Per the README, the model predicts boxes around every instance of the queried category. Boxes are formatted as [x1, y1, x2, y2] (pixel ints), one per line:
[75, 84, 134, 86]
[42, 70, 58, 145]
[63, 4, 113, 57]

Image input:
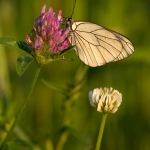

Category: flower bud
[89, 87, 122, 113]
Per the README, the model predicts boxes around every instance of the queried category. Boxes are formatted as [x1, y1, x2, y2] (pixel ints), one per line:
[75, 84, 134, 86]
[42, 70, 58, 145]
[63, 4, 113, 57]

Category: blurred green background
[0, 0, 150, 150]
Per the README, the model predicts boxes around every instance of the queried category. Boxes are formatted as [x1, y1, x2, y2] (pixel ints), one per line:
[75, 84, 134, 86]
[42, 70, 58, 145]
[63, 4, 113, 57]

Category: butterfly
[65, 1, 134, 67]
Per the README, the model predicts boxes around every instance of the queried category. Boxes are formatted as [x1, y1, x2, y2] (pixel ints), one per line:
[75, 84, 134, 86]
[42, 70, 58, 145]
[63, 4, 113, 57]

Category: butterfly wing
[68, 21, 134, 67]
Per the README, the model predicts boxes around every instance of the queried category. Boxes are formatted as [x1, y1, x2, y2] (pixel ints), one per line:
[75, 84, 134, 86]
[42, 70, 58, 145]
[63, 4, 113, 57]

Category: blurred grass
[0, 0, 150, 150]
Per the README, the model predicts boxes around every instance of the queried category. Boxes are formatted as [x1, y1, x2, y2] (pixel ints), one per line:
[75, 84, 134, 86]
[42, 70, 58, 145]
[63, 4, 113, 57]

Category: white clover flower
[89, 87, 122, 113]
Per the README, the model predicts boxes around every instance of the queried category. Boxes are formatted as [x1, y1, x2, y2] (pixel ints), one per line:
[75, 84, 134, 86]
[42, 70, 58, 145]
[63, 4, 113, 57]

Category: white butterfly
[65, 18, 134, 67]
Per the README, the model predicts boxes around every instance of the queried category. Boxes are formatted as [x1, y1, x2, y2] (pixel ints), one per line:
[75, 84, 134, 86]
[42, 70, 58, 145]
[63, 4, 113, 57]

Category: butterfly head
[66, 17, 73, 29]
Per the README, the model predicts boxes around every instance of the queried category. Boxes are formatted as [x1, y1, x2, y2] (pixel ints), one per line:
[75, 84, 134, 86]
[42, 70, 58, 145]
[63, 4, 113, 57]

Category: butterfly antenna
[70, 0, 76, 18]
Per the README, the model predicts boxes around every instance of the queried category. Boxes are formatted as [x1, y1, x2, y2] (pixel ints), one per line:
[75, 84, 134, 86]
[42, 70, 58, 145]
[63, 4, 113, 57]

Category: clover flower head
[89, 87, 122, 113]
[26, 4, 69, 65]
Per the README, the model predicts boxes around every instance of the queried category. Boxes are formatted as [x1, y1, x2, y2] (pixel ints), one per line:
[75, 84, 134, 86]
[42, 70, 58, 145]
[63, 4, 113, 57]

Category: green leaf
[16, 53, 33, 76]
[8, 140, 33, 150]
[0, 36, 19, 49]
[0, 36, 31, 54]
[62, 126, 90, 145]
[17, 41, 32, 54]
[14, 140, 33, 147]
[56, 57, 74, 62]
[41, 79, 67, 94]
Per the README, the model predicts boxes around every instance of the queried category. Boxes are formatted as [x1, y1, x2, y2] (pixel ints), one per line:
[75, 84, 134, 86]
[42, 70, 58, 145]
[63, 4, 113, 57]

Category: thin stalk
[55, 65, 88, 150]
[55, 131, 69, 150]
[0, 66, 41, 150]
[95, 113, 107, 150]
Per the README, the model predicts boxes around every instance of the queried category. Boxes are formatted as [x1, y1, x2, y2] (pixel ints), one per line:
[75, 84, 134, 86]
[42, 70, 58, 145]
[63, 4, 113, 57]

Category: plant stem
[95, 113, 107, 150]
[55, 65, 89, 150]
[0, 66, 41, 150]
[55, 130, 69, 150]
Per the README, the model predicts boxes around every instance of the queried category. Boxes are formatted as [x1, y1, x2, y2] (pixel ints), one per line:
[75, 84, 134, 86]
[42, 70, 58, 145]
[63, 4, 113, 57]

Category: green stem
[55, 65, 88, 150]
[95, 113, 107, 150]
[0, 66, 41, 150]
[55, 131, 69, 150]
